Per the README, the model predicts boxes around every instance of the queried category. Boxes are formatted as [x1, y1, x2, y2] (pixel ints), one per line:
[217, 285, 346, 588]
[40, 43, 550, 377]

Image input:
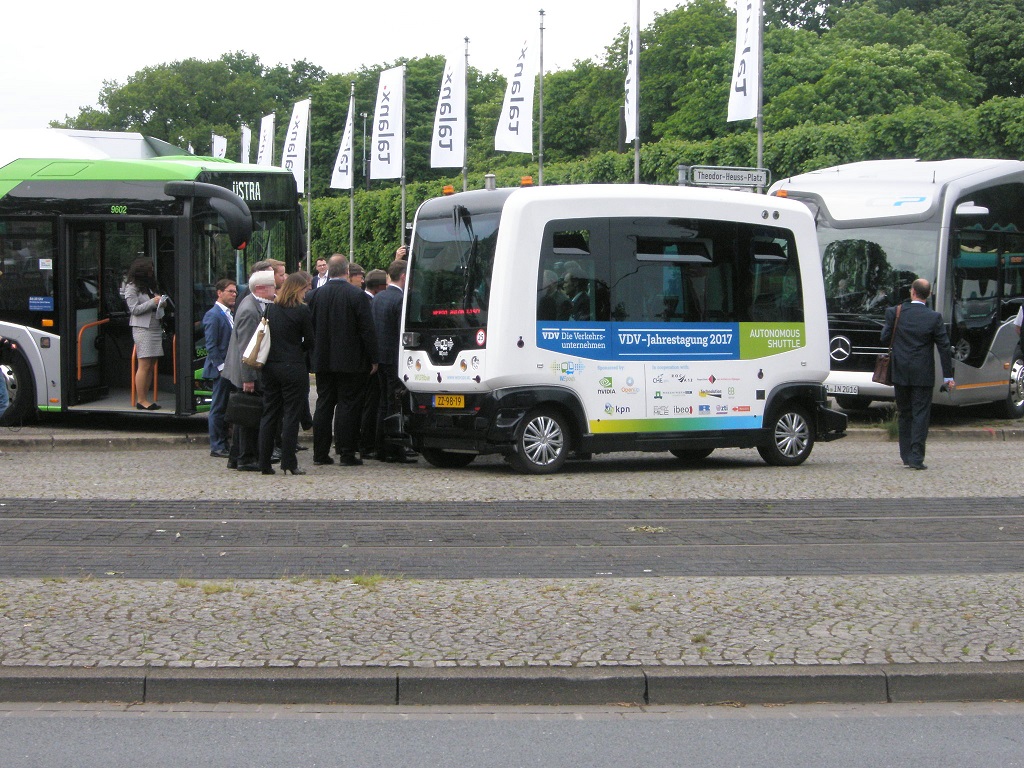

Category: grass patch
[352, 574, 387, 590]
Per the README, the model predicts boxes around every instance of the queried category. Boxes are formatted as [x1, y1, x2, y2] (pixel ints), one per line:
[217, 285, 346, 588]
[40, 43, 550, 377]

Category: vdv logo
[618, 332, 642, 344]
[541, 330, 560, 340]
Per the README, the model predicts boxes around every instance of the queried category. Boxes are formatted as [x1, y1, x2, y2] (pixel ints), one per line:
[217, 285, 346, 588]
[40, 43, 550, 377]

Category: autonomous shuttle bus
[398, 184, 847, 474]
[770, 159, 1024, 416]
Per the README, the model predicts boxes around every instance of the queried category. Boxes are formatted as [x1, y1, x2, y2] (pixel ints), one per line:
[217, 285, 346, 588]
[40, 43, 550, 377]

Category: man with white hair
[223, 269, 277, 471]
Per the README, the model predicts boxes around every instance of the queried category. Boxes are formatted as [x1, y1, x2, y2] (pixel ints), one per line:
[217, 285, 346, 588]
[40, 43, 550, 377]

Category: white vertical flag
[727, 0, 762, 122]
[187, 142, 194, 154]
[212, 134, 227, 158]
[495, 40, 537, 154]
[282, 99, 311, 191]
[330, 92, 356, 190]
[370, 66, 405, 180]
[624, 18, 640, 143]
[256, 113, 275, 166]
[431, 54, 466, 168]
[240, 125, 252, 163]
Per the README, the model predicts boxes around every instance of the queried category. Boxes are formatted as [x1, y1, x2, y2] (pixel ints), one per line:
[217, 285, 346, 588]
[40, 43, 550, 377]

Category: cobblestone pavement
[1, 574, 1022, 669]
[1, 426, 1023, 704]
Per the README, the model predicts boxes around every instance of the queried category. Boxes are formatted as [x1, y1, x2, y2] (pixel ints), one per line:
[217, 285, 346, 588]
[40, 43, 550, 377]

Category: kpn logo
[605, 402, 631, 416]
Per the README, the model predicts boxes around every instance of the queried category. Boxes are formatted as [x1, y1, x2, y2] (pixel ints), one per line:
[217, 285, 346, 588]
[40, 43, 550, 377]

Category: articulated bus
[0, 129, 304, 425]
[770, 159, 1024, 417]
[398, 184, 847, 474]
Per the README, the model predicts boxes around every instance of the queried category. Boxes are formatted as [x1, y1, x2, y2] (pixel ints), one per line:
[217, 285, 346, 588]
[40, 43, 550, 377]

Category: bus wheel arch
[0, 345, 36, 426]
[757, 398, 814, 466]
[509, 405, 572, 475]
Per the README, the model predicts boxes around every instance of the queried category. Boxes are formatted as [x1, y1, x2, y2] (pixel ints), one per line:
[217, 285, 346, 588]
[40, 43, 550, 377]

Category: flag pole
[401, 65, 407, 246]
[306, 101, 312, 272]
[538, 9, 545, 186]
[756, 0, 764, 172]
[463, 37, 470, 192]
[349, 82, 356, 259]
[633, 0, 641, 184]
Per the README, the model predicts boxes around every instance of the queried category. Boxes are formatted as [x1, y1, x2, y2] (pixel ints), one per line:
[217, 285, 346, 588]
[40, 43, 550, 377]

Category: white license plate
[826, 384, 859, 395]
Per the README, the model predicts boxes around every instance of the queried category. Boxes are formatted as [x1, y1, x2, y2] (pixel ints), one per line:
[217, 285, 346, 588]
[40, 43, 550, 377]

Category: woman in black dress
[257, 272, 314, 475]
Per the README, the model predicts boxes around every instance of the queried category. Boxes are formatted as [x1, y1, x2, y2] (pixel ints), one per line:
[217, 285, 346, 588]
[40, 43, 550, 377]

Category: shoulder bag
[872, 303, 901, 386]
[241, 305, 271, 369]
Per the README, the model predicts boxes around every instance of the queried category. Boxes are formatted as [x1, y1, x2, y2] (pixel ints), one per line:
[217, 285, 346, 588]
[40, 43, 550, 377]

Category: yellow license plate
[433, 394, 465, 409]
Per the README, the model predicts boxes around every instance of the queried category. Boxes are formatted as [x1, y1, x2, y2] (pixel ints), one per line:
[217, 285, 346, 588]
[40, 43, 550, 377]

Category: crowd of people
[203, 248, 413, 475]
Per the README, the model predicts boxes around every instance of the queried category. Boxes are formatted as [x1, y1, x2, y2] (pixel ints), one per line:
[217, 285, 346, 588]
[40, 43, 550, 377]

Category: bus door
[949, 228, 1024, 394]
[65, 219, 177, 412]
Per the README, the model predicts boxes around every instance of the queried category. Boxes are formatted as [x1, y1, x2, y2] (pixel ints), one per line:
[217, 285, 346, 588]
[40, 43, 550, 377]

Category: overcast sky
[1, 1, 672, 131]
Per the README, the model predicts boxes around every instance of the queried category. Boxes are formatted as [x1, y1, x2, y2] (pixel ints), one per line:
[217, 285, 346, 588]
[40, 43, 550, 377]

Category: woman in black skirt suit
[256, 272, 314, 475]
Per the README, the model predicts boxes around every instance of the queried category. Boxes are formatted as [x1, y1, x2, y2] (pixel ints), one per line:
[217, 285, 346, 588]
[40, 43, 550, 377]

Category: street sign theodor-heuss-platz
[687, 165, 771, 189]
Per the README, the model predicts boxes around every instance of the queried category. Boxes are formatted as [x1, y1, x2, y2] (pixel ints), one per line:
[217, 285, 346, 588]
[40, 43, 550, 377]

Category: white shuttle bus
[398, 184, 847, 474]
[770, 159, 1024, 416]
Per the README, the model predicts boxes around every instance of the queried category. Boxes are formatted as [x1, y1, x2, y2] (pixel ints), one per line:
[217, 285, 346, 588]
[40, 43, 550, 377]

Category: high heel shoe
[282, 467, 306, 476]
[261, 468, 276, 475]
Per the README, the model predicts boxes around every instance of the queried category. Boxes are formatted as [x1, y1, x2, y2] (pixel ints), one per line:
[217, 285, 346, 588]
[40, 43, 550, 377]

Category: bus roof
[0, 128, 192, 167]
[770, 158, 1024, 225]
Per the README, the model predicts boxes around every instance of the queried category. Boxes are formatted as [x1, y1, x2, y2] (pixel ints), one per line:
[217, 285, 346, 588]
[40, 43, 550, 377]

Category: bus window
[0, 222, 56, 318]
[538, 224, 609, 323]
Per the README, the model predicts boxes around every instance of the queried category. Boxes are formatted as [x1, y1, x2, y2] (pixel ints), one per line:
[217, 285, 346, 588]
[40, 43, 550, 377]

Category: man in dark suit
[202, 279, 237, 457]
[881, 278, 956, 470]
[372, 259, 416, 463]
[308, 254, 378, 466]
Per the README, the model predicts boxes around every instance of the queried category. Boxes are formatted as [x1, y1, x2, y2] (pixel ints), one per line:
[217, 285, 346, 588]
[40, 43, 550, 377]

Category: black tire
[834, 395, 873, 411]
[995, 354, 1024, 419]
[757, 403, 814, 466]
[669, 448, 714, 463]
[420, 448, 477, 469]
[0, 349, 35, 426]
[509, 407, 569, 475]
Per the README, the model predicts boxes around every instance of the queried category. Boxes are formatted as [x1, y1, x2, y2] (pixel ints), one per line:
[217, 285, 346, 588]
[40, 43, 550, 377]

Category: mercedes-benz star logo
[829, 335, 852, 362]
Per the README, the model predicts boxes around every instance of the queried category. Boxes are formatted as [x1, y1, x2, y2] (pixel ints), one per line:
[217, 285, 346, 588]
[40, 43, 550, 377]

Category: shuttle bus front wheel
[510, 407, 569, 475]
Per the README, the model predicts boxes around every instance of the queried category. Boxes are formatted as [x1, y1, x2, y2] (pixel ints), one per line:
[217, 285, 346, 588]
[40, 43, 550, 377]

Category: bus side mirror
[163, 181, 254, 250]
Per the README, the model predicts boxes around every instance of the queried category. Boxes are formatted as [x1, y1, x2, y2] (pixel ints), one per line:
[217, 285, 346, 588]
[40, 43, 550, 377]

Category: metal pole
[400, 65, 407, 244]
[633, 0, 641, 185]
[463, 37, 470, 192]
[305, 101, 312, 272]
[756, 0, 764, 172]
[360, 112, 368, 192]
[538, 9, 545, 186]
[349, 82, 355, 260]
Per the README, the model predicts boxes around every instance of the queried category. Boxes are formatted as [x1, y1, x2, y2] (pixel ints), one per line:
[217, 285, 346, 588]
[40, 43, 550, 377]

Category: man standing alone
[880, 278, 955, 470]
[308, 254, 378, 466]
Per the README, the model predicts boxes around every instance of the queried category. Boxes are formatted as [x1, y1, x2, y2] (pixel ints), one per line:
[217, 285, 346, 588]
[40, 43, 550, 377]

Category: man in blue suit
[202, 279, 237, 457]
[881, 278, 955, 470]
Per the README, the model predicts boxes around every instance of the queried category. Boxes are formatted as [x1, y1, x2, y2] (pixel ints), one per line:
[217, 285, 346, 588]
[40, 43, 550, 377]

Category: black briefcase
[225, 390, 263, 429]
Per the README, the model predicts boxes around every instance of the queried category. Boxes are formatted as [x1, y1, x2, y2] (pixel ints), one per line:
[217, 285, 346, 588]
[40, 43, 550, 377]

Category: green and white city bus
[0, 129, 304, 425]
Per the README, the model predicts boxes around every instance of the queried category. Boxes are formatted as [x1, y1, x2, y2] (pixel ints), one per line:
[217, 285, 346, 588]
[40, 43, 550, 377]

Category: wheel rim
[522, 415, 564, 466]
[775, 411, 810, 459]
[0, 363, 17, 408]
[1010, 359, 1024, 410]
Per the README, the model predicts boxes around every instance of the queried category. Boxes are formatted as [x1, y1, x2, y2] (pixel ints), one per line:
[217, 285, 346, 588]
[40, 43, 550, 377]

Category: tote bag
[241, 313, 271, 369]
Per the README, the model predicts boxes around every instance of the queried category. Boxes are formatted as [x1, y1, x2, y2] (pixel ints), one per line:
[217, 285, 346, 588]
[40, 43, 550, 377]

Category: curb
[1, 429, 1022, 452]
[2, 662, 1023, 706]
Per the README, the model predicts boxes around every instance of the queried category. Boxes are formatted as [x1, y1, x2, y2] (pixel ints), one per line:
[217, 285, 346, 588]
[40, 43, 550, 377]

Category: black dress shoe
[226, 461, 238, 470]
[380, 454, 417, 464]
[296, 445, 309, 451]
[261, 467, 276, 475]
[339, 454, 363, 466]
[909, 463, 928, 470]
[210, 449, 231, 458]
[236, 463, 260, 472]
[313, 456, 335, 466]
